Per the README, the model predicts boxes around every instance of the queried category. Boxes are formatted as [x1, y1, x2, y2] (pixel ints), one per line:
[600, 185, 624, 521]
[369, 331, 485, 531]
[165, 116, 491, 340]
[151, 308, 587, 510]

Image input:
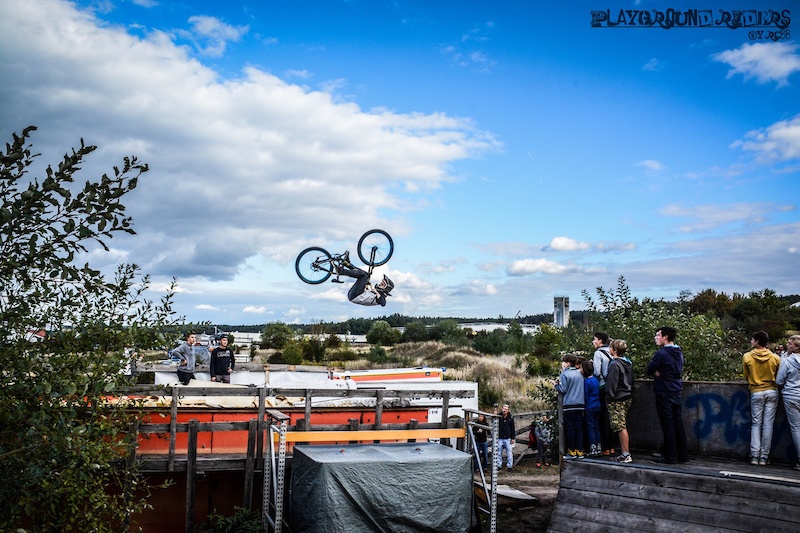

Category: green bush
[367, 344, 389, 363]
[194, 507, 263, 533]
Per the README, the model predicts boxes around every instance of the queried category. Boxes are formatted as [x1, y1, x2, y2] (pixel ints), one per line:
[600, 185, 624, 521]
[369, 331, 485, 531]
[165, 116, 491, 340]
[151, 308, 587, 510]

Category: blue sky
[1, 0, 798, 325]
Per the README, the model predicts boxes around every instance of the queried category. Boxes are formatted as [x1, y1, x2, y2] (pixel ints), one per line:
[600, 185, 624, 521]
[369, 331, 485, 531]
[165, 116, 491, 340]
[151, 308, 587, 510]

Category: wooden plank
[168, 388, 178, 472]
[242, 420, 256, 510]
[563, 461, 800, 507]
[553, 485, 799, 533]
[139, 420, 462, 434]
[559, 469, 800, 523]
[270, 427, 465, 442]
[548, 502, 721, 533]
[185, 419, 198, 533]
[122, 385, 474, 398]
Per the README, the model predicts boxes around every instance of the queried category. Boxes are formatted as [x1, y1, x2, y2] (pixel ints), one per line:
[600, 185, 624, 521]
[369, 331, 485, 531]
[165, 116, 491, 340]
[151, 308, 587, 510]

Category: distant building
[554, 296, 569, 328]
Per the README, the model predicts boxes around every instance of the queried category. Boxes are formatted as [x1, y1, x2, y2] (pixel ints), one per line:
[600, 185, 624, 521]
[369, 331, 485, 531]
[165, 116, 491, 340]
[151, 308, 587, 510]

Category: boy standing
[592, 332, 615, 455]
[647, 326, 688, 464]
[173, 332, 198, 385]
[555, 354, 585, 458]
[210, 335, 235, 383]
[606, 339, 634, 463]
[743, 330, 781, 465]
[496, 404, 516, 471]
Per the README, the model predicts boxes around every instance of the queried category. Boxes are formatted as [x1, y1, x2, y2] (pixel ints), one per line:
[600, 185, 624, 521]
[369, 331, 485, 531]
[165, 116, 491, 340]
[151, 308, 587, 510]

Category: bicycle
[295, 229, 394, 285]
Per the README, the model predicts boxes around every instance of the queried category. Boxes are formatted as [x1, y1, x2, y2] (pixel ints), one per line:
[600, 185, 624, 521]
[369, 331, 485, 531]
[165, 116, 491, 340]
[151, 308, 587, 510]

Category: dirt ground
[475, 456, 560, 532]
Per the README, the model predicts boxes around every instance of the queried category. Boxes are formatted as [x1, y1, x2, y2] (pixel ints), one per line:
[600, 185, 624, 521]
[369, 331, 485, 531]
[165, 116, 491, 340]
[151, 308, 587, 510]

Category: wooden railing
[120, 384, 473, 533]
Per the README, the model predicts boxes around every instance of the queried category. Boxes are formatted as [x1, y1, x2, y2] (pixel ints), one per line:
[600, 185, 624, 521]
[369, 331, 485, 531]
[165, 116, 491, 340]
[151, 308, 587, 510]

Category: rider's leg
[341, 267, 370, 300]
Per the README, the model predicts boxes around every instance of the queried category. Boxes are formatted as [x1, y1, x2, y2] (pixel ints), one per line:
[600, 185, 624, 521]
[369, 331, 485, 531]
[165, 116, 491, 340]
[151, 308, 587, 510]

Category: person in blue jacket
[582, 360, 601, 457]
[555, 354, 586, 458]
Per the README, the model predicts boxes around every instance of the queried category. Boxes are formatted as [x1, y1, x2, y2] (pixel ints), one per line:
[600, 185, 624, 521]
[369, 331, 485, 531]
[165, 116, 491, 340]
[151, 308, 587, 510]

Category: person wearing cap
[335, 254, 394, 306]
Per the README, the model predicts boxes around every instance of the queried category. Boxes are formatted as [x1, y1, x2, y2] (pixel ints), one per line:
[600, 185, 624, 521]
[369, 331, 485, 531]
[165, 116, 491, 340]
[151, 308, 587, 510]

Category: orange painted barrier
[136, 407, 432, 455]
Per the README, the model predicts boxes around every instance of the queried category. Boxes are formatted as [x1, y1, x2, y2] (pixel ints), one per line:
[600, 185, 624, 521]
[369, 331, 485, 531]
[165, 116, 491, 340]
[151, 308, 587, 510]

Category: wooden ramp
[549, 457, 800, 533]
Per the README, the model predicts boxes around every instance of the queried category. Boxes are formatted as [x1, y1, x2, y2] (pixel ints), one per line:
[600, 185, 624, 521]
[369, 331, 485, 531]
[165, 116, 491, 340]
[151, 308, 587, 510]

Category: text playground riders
[591, 8, 790, 30]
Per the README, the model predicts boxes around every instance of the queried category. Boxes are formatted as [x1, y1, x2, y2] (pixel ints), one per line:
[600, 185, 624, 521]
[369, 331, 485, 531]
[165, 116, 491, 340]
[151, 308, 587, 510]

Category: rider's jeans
[340, 267, 370, 300]
[749, 389, 778, 460]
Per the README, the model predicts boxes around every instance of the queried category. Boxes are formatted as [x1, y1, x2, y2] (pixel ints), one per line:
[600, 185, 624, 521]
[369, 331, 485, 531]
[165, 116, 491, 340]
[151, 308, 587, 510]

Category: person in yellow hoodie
[743, 330, 781, 466]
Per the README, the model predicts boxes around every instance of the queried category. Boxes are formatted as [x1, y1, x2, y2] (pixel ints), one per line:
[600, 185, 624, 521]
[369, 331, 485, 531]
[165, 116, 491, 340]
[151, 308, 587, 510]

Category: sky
[1, 0, 798, 326]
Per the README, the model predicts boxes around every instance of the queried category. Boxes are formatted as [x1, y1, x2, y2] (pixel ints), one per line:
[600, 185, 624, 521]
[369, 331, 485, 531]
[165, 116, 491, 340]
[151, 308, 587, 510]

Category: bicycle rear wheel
[295, 247, 333, 284]
[357, 229, 394, 266]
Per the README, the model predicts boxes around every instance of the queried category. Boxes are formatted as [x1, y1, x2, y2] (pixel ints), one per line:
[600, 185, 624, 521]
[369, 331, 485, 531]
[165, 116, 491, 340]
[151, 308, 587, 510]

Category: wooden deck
[549, 455, 800, 533]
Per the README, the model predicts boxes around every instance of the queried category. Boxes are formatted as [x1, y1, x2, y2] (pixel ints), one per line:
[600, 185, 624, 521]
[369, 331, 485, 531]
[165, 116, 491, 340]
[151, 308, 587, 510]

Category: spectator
[647, 326, 688, 465]
[534, 415, 554, 467]
[743, 330, 781, 466]
[607, 339, 634, 463]
[473, 413, 489, 472]
[495, 404, 516, 472]
[210, 335, 235, 383]
[592, 332, 615, 456]
[173, 332, 198, 386]
[777, 335, 800, 471]
[581, 360, 601, 456]
[555, 354, 585, 459]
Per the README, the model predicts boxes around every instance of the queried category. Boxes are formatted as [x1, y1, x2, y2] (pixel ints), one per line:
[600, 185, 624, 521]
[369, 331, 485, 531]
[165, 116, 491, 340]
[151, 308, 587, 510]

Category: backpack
[528, 423, 538, 448]
[597, 348, 612, 379]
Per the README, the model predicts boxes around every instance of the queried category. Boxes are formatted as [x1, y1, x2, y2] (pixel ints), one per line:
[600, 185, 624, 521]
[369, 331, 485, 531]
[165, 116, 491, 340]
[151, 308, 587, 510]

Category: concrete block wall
[628, 381, 796, 464]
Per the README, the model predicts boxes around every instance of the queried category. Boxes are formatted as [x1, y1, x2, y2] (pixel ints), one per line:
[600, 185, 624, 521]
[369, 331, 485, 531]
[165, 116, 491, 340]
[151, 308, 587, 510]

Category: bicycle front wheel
[357, 229, 394, 266]
[295, 247, 333, 284]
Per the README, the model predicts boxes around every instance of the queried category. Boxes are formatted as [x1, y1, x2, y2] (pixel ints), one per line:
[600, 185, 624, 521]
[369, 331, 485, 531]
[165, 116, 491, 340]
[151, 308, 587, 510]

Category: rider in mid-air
[335, 252, 394, 307]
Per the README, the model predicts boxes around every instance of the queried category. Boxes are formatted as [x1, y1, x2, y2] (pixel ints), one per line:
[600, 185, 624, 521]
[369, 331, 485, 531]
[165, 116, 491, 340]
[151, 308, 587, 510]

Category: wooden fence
[121, 385, 474, 533]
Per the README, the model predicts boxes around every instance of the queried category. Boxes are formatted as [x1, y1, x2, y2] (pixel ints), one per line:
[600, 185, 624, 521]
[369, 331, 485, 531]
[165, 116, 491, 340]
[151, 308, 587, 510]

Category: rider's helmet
[377, 275, 394, 296]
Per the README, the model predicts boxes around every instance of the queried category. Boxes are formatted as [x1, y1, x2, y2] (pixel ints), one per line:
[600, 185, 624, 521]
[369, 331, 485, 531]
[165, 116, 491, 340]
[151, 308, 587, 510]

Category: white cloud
[243, 306, 267, 313]
[548, 237, 590, 252]
[643, 58, 663, 72]
[196, 304, 220, 311]
[179, 15, 249, 57]
[449, 280, 498, 297]
[711, 42, 800, 87]
[659, 202, 776, 232]
[637, 159, 666, 173]
[731, 114, 800, 164]
[507, 258, 571, 276]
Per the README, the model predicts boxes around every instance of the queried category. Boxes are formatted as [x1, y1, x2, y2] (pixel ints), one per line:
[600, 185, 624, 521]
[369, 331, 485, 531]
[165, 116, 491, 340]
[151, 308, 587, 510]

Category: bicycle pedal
[331, 278, 344, 284]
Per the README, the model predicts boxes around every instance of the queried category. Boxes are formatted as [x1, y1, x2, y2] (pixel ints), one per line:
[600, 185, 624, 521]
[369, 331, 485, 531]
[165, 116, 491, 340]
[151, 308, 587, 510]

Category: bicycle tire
[295, 247, 334, 284]
[357, 229, 394, 267]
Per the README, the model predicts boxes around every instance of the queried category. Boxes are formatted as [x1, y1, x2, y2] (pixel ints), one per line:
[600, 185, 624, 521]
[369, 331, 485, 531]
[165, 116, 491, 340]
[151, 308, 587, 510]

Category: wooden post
[304, 389, 313, 430]
[374, 390, 384, 443]
[257, 387, 266, 467]
[169, 387, 178, 472]
[348, 418, 359, 444]
[409, 419, 418, 443]
[122, 419, 139, 533]
[441, 391, 451, 446]
[243, 419, 257, 510]
[185, 419, 199, 533]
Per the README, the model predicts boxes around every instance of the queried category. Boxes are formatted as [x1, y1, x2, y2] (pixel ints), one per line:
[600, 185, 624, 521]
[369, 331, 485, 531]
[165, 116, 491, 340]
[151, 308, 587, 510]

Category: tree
[0, 127, 178, 531]
[429, 319, 464, 345]
[401, 321, 429, 343]
[261, 321, 294, 349]
[582, 277, 731, 381]
[366, 320, 401, 346]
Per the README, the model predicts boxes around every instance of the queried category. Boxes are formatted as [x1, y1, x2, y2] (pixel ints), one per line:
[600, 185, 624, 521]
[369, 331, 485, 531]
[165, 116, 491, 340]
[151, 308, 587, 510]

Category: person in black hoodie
[647, 326, 688, 464]
[606, 339, 634, 463]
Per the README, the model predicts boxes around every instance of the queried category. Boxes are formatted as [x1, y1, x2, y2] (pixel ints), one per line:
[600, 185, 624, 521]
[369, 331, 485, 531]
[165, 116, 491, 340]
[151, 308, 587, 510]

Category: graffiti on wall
[685, 389, 790, 452]
[685, 390, 750, 445]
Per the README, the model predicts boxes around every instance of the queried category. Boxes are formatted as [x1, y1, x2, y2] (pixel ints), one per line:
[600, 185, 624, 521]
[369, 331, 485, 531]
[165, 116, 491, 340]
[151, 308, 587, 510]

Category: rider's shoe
[341, 251, 353, 268]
